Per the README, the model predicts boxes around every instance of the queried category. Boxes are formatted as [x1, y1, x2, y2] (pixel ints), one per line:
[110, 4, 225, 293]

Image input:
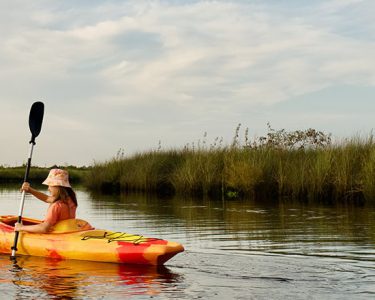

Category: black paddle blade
[29, 101, 44, 144]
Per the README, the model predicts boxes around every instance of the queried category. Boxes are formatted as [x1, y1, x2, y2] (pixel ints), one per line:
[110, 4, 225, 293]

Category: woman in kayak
[14, 168, 77, 233]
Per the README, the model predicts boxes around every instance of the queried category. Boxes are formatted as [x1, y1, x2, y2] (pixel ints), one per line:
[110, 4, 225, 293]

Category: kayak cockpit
[0, 215, 41, 226]
[0, 215, 94, 233]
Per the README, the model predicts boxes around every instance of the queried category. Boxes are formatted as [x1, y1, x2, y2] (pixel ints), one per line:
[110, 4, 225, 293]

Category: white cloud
[87, 1, 375, 110]
[1, 0, 375, 165]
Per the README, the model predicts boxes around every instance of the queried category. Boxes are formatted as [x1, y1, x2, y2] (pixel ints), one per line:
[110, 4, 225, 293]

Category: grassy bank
[0, 166, 89, 184]
[84, 125, 375, 202]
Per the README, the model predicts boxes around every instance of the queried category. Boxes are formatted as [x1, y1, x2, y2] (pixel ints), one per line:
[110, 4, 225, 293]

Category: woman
[14, 168, 77, 233]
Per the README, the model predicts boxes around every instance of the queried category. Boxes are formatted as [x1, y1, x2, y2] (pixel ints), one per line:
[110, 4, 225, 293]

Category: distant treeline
[84, 124, 375, 203]
[0, 165, 89, 184]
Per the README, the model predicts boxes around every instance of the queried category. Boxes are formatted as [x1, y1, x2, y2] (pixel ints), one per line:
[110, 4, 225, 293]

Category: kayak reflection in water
[14, 168, 78, 233]
[2, 255, 179, 298]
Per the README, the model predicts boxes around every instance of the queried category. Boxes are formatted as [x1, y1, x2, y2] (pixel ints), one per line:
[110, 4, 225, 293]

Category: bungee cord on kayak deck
[80, 231, 162, 244]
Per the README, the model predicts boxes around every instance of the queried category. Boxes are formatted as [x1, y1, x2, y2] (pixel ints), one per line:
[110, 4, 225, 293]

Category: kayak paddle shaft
[10, 101, 44, 259]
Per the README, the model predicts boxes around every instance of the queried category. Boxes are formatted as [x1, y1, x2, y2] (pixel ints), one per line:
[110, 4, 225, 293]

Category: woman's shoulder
[49, 200, 64, 207]
[67, 197, 77, 207]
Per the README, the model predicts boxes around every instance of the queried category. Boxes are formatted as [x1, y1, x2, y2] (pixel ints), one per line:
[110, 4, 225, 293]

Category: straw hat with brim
[42, 169, 71, 188]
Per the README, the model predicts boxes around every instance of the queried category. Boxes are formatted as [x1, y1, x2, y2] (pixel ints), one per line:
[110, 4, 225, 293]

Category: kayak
[0, 215, 184, 265]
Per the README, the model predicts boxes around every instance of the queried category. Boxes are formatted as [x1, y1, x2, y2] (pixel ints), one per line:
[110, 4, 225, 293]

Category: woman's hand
[14, 223, 23, 232]
[20, 182, 31, 193]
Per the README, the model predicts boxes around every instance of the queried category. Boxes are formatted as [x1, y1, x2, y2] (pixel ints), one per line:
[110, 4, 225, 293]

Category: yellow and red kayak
[0, 215, 184, 265]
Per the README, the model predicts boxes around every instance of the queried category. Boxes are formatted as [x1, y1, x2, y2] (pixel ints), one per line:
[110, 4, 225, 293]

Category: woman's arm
[21, 183, 55, 203]
[14, 221, 52, 233]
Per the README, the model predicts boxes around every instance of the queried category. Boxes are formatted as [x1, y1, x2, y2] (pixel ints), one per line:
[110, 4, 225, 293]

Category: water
[0, 185, 374, 299]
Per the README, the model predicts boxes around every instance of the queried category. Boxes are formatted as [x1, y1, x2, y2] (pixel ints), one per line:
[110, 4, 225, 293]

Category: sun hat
[42, 169, 71, 188]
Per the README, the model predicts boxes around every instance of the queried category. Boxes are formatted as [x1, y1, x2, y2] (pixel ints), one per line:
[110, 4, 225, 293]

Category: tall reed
[84, 126, 375, 202]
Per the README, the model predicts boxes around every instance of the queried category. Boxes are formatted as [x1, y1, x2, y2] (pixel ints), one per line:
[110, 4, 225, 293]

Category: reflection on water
[87, 191, 375, 261]
[1, 255, 180, 299]
[1, 184, 375, 299]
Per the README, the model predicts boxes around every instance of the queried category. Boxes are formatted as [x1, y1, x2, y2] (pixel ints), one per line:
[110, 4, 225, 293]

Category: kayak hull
[0, 215, 184, 265]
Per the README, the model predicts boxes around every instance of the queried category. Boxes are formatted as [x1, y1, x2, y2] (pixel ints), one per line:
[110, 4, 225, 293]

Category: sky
[1, 0, 375, 167]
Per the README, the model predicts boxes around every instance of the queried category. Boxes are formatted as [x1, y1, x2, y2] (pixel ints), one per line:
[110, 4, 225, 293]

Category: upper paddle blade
[29, 101, 44, 143]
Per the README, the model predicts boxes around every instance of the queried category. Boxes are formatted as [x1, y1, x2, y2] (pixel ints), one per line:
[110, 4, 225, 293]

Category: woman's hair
[54, 186, 78, 206]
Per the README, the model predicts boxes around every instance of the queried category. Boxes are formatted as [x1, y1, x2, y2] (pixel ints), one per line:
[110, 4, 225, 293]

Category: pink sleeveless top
[44, 198, 77, 226]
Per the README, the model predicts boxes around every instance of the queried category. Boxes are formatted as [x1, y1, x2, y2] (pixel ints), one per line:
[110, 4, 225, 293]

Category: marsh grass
[85, 125, 375, 202]
[0, 166, 88, 184]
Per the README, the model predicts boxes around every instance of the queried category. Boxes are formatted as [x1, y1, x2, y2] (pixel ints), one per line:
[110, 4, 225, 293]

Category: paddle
[11, 101, 44, 259]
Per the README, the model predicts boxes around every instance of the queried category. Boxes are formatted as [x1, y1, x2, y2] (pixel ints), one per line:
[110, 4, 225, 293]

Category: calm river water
[0, 184, 374, 299]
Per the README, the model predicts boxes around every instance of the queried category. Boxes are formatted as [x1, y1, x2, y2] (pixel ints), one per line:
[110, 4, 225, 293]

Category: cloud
[85, 1, 375, 111]
[2, 1, 374, 109]
[1, 0, 374, 165]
